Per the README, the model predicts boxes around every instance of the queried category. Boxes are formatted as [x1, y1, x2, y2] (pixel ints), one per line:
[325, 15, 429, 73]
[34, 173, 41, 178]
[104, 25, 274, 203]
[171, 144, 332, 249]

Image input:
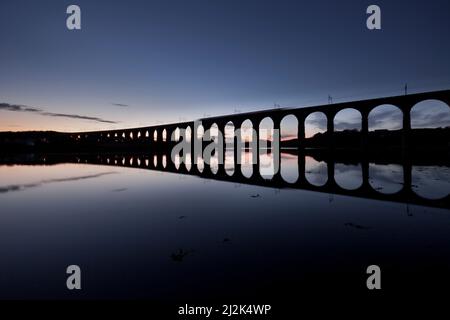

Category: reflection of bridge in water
[6, 151, 448, 210]
[31, 90, 450, 210]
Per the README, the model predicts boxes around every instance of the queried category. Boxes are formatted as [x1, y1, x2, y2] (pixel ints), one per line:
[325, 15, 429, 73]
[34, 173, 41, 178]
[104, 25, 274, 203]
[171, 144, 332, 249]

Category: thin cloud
[111, 103, 129, 107]
[305, 114, 327, 130]
[0, 103, 41, 113]
[41, 112, 117, 124]
[411, 110, 450, 128]
[368, 108, 402, 130]
[0, 172, 117, 194]
[0, 102, 118, 124]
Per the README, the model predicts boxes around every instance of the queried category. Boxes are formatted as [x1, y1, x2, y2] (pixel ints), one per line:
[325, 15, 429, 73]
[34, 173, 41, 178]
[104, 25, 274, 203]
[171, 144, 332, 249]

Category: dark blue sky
[0, 0, 449, 131]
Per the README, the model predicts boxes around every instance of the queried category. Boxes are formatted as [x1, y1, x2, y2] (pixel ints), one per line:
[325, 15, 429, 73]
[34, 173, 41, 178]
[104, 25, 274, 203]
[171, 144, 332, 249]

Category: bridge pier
[402, 160, 413, 197]
[217, 123, 226, 176]
[192, 121, 202, 172]
[233, 135, 239, 170]
[252, 122, 259, 174]
[326, 159, 336, 190]
[296, 152, 306, 186]
[326, 111, 335, 149]
[297, 115, 306, 149]
[402, 105, 412, 152]
[361, 110, 369, 149]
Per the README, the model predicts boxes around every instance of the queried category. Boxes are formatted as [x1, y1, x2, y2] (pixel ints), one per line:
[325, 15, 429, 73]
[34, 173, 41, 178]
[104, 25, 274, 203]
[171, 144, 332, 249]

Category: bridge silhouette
[13, 89, 445, 209]
[70, 89, 450, 153]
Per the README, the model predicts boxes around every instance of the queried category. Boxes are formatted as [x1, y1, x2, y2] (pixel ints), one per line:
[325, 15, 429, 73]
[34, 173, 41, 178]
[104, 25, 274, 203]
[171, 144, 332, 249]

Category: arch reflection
[4, 152, 449, 209]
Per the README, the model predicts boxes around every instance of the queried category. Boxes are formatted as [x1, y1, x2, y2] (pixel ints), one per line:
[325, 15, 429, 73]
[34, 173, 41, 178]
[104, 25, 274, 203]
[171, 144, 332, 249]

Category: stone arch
[210, 123, 219, 141]
[174, 127, 181, 142]
[333, 108, 362, 148]
[184, 126, 192, 172]
[411, 99, 450, 129]
[240, 119, 254, 178]
[259, 117, 274, 143]
[335, 163, 363, 190]
[304, 112, 327, 148]
[305, 156, 328, 186]
[259, 117, 275, 179]
[224, 121, 235, 176]
[334, 108, 362, 132]
[368, 104, 403, 131]
[369, 163, 403, 194]
[174, 152, 181, 170]
[280, 114, 299, 183]
[305, 112, 327, 138]
[412, 165, 450, 200]
[185, 126, 192, 143]
[368, 104, 403, 148]
[280, 114, 298, 146]
[197, 124, 205, 140]
[241, 119, 254, 144]
[225, 121, 235, 146]
[280, 153, 298, 183]
[197, 155, 205, 173]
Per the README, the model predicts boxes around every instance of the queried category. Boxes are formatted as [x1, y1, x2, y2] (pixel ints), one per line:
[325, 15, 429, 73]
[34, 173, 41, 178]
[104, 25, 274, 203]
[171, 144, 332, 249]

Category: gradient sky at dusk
[1, 0, 450, 133]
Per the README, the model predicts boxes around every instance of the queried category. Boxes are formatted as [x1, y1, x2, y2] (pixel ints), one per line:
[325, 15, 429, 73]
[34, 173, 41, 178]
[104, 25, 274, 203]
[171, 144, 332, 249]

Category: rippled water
[0, 152, 449, 300]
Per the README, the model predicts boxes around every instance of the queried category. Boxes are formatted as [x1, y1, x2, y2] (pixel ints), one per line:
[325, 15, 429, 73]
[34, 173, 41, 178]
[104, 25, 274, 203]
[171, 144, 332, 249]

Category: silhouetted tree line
[0, 127, 449, 153]
[281, 128, 450, 150]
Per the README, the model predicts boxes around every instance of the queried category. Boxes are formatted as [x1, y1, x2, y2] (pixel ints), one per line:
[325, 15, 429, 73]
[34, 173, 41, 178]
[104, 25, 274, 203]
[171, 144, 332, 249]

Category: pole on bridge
[297, 116, 305, 150]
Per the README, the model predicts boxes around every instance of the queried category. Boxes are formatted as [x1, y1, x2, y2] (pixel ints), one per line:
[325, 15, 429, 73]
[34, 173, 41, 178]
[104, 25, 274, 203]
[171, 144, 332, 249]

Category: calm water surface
[1, 153, 450, 300]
